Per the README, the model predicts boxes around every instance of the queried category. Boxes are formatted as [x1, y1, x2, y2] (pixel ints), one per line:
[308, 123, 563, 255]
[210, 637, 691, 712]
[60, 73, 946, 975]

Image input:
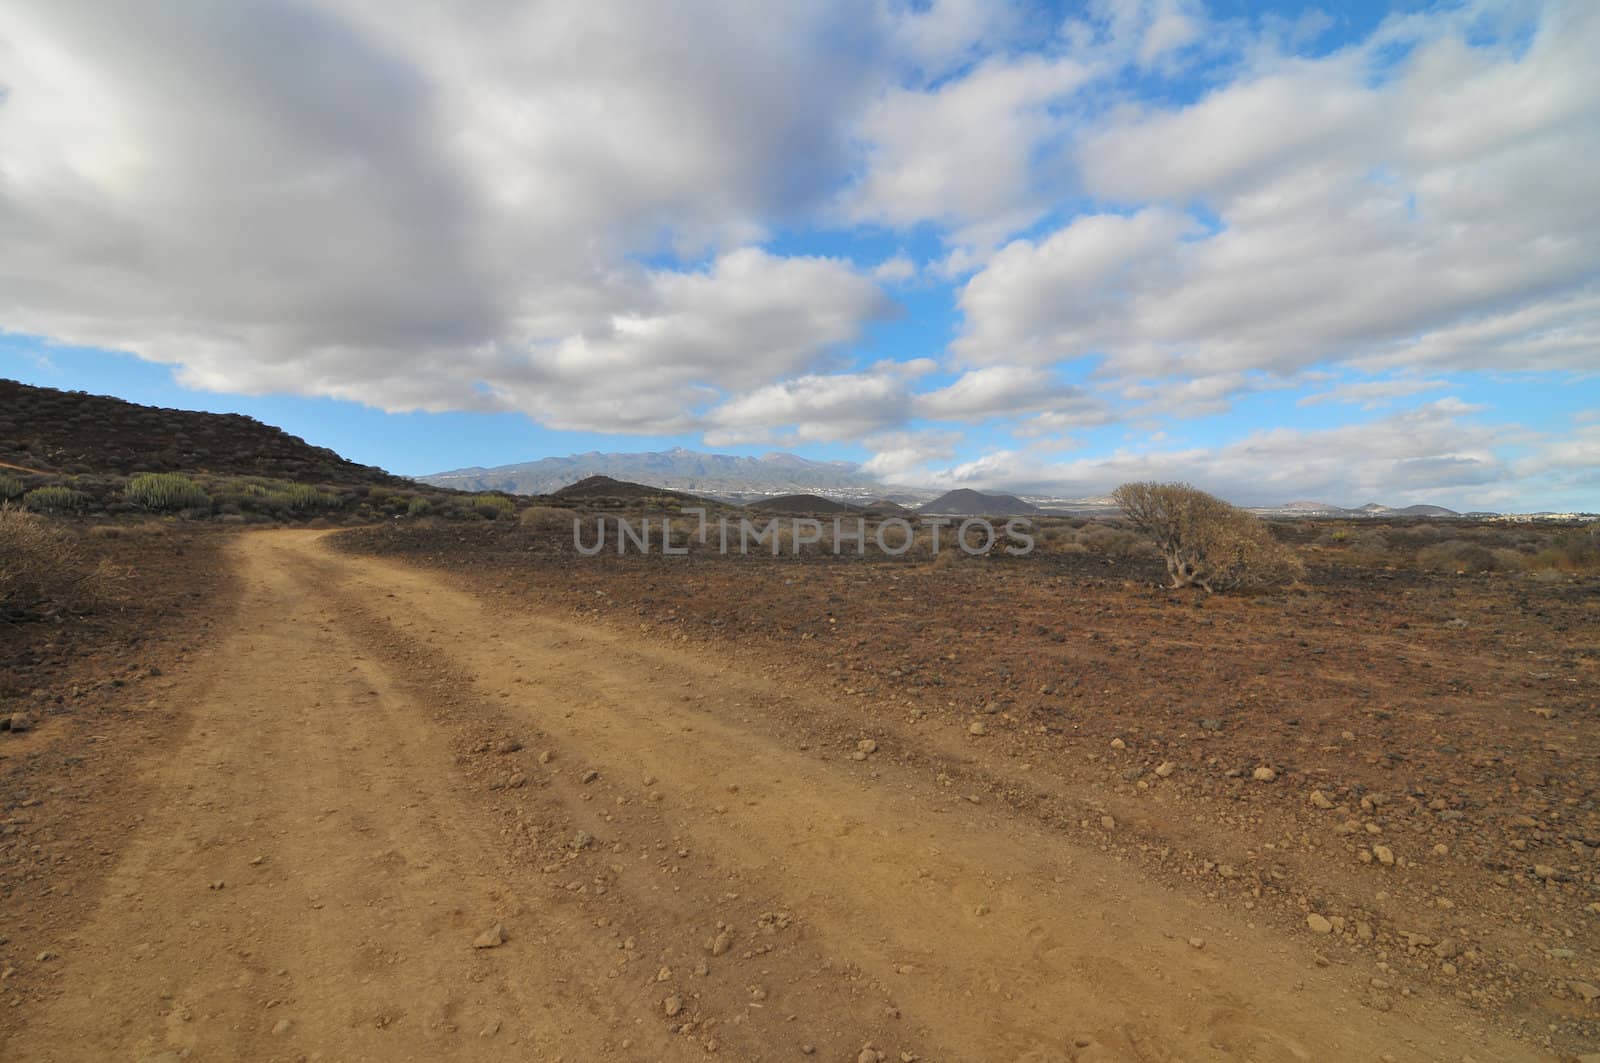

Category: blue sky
[1, 1, 1596, 510]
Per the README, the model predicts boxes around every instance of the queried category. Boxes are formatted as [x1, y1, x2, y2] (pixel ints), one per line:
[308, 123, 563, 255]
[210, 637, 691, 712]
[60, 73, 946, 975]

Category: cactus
[23, 485, 89, 514]
[125, 472, 211, 512]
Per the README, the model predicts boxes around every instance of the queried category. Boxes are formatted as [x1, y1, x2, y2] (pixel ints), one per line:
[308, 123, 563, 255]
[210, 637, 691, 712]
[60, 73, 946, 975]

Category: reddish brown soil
[337, 518, 1600, 1056]
[2, 521, 1595, 1061]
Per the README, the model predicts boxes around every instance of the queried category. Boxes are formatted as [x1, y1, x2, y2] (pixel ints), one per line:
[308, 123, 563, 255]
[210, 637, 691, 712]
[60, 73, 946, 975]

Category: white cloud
[913, 400, 1538, 508]
[859, 428, 964, 483]
[702, 358, 932, 445]
[0, 1, 891, 425]
[872, 255, 918, 284]
[956, 2, 1600, 382]
[1297, 377, 1451, 409]
[915, 365, 1111, 423]
[0, 1, 1595, 509]
[840, 52, 1092, 247]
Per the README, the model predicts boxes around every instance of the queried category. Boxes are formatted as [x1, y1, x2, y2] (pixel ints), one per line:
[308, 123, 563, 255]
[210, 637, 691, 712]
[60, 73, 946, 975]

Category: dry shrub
[519, 505, 581, 529]
[1416, 540, 1509, 573]
[1529, 528, 1600, 573]
[1113, 481, 1304, 592]
[0, 504, 122, 614]
[1074, 523, 1146, 557]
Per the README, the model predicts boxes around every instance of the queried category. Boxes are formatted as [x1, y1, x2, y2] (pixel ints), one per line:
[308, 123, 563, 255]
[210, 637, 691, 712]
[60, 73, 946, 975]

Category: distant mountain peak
[419, 446, 918, 502]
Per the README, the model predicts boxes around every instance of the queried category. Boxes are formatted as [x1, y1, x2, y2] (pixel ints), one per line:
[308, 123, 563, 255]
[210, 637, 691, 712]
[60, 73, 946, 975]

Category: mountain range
[420, 447, 922, 503]
[420, 447, 1477, 516]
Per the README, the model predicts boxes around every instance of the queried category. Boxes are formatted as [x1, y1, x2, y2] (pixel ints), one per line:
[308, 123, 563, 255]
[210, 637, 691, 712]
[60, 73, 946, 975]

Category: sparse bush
[519, 504, 580, 531]
[0, 504, 119, 613]
[0, 475, 24, 501]
[1074, 523, 1146, 558]
[1529, 527, 1600, 573]
[406, 496, 432, 517]
[1113, 481, 1304, 592]
[23, 485, 89, 515]
[125, 472, 211, 513]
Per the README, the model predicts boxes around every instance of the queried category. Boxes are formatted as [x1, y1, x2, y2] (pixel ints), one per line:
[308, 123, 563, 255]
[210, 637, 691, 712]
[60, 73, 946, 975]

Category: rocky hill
[918, 489, 1041, 516]
[0, 379, 403, 486]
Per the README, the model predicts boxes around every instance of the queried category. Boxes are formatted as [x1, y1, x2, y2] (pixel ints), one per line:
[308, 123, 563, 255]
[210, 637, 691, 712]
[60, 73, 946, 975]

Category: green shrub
[472, 494, 517, 520]
[125, 472, 211, 512]
[0, 475, 24, 501]
[23, 485, 89, 515]
[267, 483, 337, 513]
[406, 496, 432, 517]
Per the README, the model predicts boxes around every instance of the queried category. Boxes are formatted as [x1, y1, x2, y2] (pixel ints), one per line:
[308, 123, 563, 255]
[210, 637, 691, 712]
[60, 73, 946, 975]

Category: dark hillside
[1, 378, 404, 486]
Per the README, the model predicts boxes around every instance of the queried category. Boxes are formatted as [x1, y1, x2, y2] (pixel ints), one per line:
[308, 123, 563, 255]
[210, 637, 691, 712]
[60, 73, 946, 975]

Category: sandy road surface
[4, 531, 1550, 1062]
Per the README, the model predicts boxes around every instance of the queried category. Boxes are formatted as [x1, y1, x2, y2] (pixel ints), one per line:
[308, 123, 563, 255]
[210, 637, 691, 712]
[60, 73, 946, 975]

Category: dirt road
[4, 531, 1552, 1061]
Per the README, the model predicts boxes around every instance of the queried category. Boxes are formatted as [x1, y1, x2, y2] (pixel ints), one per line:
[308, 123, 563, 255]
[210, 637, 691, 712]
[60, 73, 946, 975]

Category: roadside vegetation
[1112, 481, 1305, 592]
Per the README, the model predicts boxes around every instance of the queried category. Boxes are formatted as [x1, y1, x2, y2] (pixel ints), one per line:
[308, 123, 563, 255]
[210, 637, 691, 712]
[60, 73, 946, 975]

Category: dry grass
[0, 505, 123, 615]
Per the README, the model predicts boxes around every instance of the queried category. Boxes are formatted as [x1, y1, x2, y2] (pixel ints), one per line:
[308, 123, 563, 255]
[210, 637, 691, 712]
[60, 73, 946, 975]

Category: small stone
[1534, 864, 1557, 879]
[580, 769, 600, 784]
[664, 995, 683, 1017]
[506, 772, 528, 789]
[270, 1018, 291, 1036]
[1373, 845, 1395, 866]
[1100, 815, 1116, 831]
[1306, 914, 1333, 934]
[710, 929, 734, 956]
[1110, 738, 1126, 750]
[473, 923, 507, 949]
[1154, 761, 1175, 778]
[1432, 843, 1449, 856]
[1188, 937, 1205, 949]
[495, 737, 522, 754]
[538, 750, 552, 764]
[1309, 790, 1335, 810]
[968, 721, 987, 736]
[1252, 766, 1277, 782]
[1571, 981, 1600, 1003]
[856, 739, 878, 756]
[7, 713, 36, 734]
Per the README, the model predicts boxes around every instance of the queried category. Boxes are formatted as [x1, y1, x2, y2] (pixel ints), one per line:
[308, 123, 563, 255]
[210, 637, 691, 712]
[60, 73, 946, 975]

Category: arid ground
[2, 521, 1598, 1062]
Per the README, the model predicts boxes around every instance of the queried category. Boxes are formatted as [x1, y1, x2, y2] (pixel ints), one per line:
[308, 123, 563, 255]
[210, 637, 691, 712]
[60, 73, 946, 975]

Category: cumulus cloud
[702, 359, 932, 446]
[955, 2, 1600, 387]
[0, 1, 1594, 508]
[912, 400, 1538, 508]
[1297, 377, 1451, 409]
[0, 0, 891, 423]
[915, 366, 1111, 423]
[859, 428, 965, 484]
[840, 53, 1092, 247]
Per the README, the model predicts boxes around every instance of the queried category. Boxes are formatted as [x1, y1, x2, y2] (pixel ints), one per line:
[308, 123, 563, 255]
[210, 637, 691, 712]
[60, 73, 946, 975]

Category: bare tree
[1112, 482, 1303, 593]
